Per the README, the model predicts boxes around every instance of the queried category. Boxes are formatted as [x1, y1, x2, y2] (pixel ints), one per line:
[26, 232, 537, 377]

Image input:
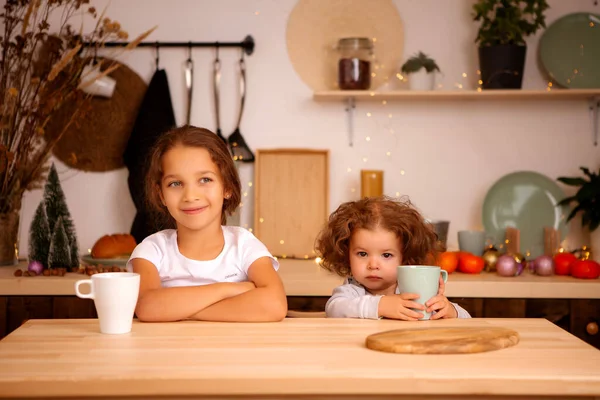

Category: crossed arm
[132, 257, 287, 322]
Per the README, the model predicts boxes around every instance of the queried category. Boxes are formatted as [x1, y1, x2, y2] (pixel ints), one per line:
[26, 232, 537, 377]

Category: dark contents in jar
[338, 58, 371, 90]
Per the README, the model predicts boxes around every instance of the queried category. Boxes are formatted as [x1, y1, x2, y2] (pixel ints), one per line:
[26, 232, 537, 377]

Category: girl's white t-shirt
[126, 226, 279, 287]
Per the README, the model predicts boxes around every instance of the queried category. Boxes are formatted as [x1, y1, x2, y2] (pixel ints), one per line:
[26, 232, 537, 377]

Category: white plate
[81, 254, 129, 268]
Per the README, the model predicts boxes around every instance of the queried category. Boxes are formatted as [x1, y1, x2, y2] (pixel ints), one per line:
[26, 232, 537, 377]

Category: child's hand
[378, 293, 426, 321]
[425, 276, 457, 319]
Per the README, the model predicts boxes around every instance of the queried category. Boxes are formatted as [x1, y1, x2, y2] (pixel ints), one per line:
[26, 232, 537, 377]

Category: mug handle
[440, 270, 448, 283]
[74, 280, 94, 299]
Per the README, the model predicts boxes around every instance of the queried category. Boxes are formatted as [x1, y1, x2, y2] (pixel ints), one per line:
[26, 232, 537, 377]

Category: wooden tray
[254, 149, 328, 258]
[366, 326, 520, 354]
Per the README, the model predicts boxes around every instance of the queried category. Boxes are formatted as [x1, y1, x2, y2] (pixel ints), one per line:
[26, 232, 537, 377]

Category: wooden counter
[1, 259, 600, 299]
[0, 318, 599, 399]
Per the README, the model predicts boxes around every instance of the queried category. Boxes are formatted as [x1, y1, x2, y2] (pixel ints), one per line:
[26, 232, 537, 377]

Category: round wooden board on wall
[286, 0, 404, 91]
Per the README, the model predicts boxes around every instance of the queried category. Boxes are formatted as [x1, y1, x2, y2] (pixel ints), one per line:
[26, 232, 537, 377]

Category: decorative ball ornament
[27, 260, 44, 276]
[482, 248, 500, 272]
[533, 255, 555, 276]
[496, 254, 518, 277]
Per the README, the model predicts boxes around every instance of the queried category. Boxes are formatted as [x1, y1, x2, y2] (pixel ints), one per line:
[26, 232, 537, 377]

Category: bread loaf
[91, 234, 137, 259]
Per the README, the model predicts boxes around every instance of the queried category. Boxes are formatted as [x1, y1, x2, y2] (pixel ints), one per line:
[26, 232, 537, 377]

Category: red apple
[571, 260, 600, 279]
[553, 252, 577, 276]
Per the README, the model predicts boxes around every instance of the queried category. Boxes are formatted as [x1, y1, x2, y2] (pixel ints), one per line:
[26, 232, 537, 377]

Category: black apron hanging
[123, 68, 176, 244]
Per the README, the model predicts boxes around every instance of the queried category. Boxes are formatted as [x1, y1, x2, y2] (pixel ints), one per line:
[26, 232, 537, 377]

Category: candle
[360, 170, 383, 198]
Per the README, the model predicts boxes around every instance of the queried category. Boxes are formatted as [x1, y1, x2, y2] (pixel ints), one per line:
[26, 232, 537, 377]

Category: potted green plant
[473, 0, 549, 89]
[400, 52, 440, 91]
[557, 167, 600, 262]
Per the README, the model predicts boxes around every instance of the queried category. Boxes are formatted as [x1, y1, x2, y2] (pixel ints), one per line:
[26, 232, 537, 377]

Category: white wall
[18, 0, 600, 257]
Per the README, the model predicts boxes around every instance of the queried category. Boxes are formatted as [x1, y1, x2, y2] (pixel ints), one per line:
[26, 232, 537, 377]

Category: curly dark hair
[315, 196, 442, 277]
[145, 125, 241, 227]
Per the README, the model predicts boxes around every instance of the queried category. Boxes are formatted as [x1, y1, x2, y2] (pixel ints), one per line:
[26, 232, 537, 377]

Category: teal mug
[397, 265, 448, 320]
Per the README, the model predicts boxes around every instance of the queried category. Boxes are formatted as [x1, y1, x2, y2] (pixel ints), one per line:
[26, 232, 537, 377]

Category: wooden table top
[0, 318, 599, 399]
[2, 259, 600, 298]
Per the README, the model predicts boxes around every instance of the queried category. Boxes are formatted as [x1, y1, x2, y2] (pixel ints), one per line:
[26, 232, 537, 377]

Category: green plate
[81, 254, 129, 268]
[539, 13, 600, 88]
[482, 171, 570, 259]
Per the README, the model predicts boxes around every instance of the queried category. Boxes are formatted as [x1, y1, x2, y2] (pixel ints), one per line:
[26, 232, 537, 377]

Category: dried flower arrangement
[0, 0, 155, 264]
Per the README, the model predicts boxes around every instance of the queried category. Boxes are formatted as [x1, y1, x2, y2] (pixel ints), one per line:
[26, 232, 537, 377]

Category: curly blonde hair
[315, 196, 442, 277]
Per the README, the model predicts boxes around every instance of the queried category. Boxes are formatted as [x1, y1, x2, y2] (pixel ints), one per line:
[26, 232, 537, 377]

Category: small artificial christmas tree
[43, 164, 79, 268]
[48, 217, 71, 269]
[28, 201, 50, 268]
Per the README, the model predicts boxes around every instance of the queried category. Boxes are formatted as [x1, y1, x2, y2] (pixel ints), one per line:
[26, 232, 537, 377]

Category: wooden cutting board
[365, 327, 520, 354]
[254, 149, 328, 258]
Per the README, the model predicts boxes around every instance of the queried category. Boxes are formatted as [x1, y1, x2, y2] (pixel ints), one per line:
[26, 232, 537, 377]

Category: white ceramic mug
[79, 64, 116, 98]
[75, 272, 140, 334]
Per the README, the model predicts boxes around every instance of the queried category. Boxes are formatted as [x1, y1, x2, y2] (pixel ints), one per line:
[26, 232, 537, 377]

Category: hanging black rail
[84, 35, 255, 56]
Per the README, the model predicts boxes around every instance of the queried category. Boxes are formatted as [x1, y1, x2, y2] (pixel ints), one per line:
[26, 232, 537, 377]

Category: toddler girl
[316, 196, 470, 320]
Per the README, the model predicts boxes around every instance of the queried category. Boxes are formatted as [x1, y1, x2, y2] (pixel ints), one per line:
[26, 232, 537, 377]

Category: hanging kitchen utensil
[212, 47, 228, 144]
[228, 52, 255, 162]
[185, 42, 193, 125]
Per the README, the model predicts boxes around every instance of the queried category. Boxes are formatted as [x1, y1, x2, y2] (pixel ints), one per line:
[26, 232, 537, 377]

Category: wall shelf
[313, 89, 600, 147]
[313, 89, 600, 102]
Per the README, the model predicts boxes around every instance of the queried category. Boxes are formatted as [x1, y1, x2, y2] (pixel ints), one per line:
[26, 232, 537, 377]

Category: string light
[315, 257, 322, 264]
[400, 170, 405, 175]
[362, 157, 368, 162]
[254, 11, 260, 15]
[347, 167, 352, 172]
[366, 112, 372, 117]
[279, 240, 285, 244]
[462, 72, 467, 78]
[243, 191, 248, 197]
[248, 182, 253, 187]
[365, 136, 371, 141]
[350, 188, 356, 193]
[259, 217, 264, 223]
[395, 192, 400, 197]
[388, 113, 392, 118]
[382, 100, 387, 105]
[386, 151, 391, 156]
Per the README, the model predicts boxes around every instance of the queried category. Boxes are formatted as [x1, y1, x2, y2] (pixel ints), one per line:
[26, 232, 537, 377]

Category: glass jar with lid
[336, 37, 373, 90]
